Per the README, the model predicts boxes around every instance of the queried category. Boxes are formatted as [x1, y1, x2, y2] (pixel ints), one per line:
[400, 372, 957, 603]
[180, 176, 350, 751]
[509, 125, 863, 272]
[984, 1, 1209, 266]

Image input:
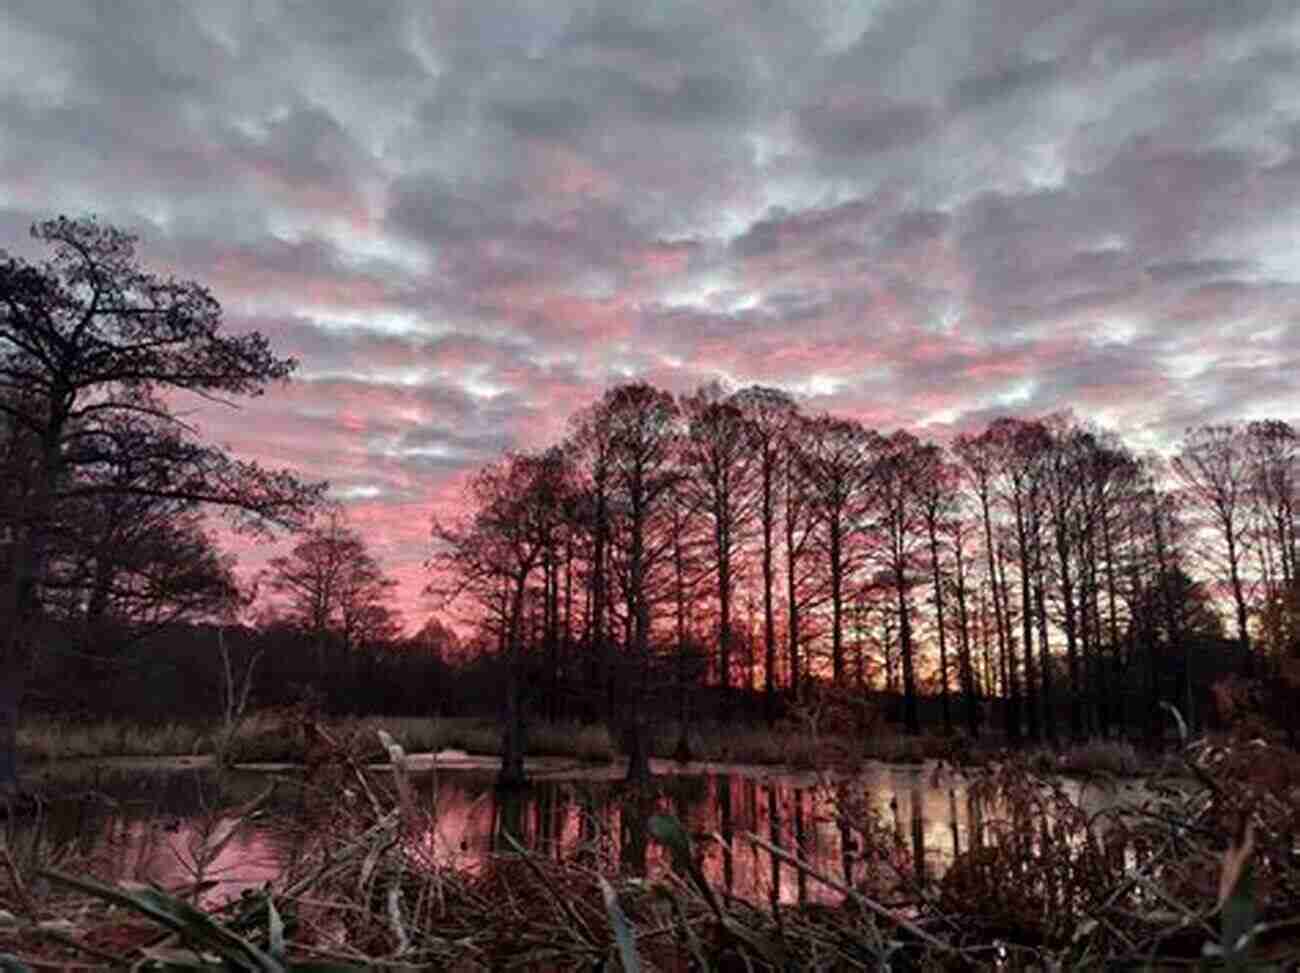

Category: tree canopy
[0, 216, 324, 789]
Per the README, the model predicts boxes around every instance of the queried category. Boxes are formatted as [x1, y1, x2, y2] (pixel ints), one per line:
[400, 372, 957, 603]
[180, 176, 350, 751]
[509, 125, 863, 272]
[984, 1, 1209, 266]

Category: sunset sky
[3, 1, 1299, 627]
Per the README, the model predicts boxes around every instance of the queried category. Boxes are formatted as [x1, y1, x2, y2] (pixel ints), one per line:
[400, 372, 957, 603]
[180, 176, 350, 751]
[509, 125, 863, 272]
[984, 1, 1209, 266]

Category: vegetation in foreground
[5, 706, 1299, 970]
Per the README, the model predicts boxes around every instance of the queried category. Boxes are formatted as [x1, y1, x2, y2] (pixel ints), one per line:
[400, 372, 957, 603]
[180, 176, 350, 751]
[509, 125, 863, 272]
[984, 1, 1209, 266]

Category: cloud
[4, 0, 1300, 623]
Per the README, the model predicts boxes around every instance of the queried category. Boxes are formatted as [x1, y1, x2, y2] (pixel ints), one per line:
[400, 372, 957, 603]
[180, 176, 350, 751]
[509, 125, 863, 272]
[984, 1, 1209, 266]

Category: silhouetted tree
[916, 441, 959, 735]
[429, 448, 572, 788]
[0, 216, 321, 793]
[682, 383, 757, 713]
[600, 383, 681, 782]
[800, 415, 877, 686]
[733, 385, 799, 722]
[873, 430, 929, 735]
[955, 428, 1019, 741]
[1175, 425, 1255, 668]
[266, 508, 401, 674]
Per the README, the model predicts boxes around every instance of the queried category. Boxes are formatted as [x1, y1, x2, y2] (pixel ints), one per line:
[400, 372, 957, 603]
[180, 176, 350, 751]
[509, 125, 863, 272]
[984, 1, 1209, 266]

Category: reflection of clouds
[92, 818, 284, 905]
[66, 764, 1154, 912]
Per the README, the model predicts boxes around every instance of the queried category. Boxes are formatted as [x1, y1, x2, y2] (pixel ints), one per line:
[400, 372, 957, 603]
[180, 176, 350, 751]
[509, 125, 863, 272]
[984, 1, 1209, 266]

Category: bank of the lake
[17, 712, 1158, 779]
[2, 730, 1295, 970]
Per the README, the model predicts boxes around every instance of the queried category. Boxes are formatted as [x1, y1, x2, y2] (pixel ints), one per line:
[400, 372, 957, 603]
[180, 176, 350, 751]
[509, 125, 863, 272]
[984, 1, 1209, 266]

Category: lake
[12, 755, 1141, 908]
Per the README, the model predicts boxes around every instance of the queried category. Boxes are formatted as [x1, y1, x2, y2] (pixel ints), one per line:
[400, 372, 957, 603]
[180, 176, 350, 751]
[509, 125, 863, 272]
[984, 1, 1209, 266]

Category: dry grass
[19, 711, 1148, 785]
[17, 718, 207, 762]
[6, 715, 1300, 969]
[1021, 738, 1149, 779]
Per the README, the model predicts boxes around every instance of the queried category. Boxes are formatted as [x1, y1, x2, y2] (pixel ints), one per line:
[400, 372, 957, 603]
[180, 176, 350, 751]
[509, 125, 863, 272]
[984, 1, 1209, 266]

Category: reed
[4, 725, 1300, 968]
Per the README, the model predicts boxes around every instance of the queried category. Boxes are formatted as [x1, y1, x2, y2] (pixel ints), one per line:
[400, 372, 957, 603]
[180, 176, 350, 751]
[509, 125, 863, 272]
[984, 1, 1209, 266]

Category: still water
[13, 756, 1137, 907]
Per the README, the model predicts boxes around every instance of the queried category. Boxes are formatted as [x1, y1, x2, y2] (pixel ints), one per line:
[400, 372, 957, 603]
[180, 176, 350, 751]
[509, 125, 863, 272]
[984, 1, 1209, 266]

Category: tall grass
[18, 718, 208, 762]
[25, 711, 1113, 774]
[8, 725, 1297, 968]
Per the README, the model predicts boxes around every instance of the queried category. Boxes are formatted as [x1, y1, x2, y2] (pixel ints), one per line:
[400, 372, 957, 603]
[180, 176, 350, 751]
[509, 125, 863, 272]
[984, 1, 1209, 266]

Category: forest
[426, 383, 1299, 782]
[5, 218, 1299, 796]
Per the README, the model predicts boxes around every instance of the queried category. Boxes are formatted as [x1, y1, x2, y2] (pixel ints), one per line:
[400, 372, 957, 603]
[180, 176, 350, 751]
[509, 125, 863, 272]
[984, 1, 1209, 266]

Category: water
[12, 756, 1140, 907]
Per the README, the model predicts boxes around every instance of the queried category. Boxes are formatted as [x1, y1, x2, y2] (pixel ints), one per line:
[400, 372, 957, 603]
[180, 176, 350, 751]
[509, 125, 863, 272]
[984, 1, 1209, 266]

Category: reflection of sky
[29, 763, 1147, 911]
[38, 764, 983, 907]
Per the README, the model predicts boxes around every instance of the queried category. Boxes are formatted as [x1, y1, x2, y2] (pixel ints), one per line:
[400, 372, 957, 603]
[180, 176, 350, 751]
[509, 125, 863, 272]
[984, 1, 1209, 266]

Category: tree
[872, 430, 929, 735]
[733, 385, 799, 722]
[429, 447, 572, 788]
[916, 441, 959, 735]
[600, 384, 682, 782]
[799, 414, 877, 686]
[955, 428, 1019, 741]
[1245, 420, 1298, 594]
[0, 216, 322, 793]
[682, 384, 757, 713]
[1042, 418, 1089, 739]
[1174, 425, 1255, 668]
[265, 508, 401, 673]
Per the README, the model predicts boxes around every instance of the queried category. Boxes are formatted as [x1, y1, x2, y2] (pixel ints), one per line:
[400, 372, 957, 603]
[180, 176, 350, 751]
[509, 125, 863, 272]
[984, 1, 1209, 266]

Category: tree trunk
[1014, 498, 1039, 742]
[785, 476, 802, 702]
[829, 520, 845, 685]
[952, 534, 979, 737]
[927, 523, 952, 735]
[497, 580, 530, 790]
[898, 575, 920, 735]
[761, 465, 777, 724]
[0, 672, 22, 797]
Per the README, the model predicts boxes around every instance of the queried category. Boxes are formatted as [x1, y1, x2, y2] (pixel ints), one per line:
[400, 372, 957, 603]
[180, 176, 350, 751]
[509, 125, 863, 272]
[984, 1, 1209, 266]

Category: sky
[3, 1, 1300, 628]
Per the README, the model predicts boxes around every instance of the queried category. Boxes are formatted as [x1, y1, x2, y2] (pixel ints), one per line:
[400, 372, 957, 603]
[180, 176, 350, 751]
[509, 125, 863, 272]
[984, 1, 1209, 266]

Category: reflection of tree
[617, 784, 657, 877]
[491, 788, 526, 854]
[793, 787, 808, 906]
[718, 774, 734, 895]
[765, 785, 781, 909]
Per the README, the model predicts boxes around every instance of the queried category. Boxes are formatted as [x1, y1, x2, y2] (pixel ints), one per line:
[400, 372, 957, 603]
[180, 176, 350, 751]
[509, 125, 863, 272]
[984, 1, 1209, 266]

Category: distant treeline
[428, 382, 1300, 757]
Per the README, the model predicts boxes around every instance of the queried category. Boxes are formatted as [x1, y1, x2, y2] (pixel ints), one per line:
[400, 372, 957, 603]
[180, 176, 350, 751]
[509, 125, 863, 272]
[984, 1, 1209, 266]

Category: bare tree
[1245, 420, 1299, 595]
[266, 508, 401, 672]
[781, 412, 821, 702]
[1174, 425, 1255, 669]
[682, 383, 757, 713]
[872, 430, 930, 734]
[955, 428, 1019, 741]
[0, 216, 321, 794]
[799, 414, 878, 686]
[733, 385, 799, 722]
[429, 448, 572, 788]
[600, 384, 682, 782]
[916, 441, 959, 735]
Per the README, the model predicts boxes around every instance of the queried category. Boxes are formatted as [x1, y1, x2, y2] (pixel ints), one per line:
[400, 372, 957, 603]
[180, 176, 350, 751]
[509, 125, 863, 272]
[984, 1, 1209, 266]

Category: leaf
[1217, 819, 1256, 913]
[599, 876, 639, 973]
[647, 814, 692, 867]
[38, 870, 284, 973]
[267, 897, 285, 960]
[0, 955, 34, 973]
[1217, 819, 1258, 967]
[1159, 701, 1189, 747]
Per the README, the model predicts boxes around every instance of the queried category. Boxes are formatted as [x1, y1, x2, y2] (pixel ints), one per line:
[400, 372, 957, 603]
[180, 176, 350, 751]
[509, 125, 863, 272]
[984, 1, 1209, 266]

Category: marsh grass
[21, 711, 1150, 784]
[17, 718, 207, 763]
[5, 722, 1300, 969]
[1020, 738, 1148, 779]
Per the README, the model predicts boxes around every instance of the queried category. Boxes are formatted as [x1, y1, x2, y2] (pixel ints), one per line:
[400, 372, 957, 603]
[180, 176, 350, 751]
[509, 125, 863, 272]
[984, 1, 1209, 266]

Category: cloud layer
[4, 1, 1300, 623]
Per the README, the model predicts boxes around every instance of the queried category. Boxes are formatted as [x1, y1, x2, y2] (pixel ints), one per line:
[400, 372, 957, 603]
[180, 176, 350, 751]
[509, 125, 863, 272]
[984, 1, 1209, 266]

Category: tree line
[4, 215, 1298, 795]
[431, 383, 1300, 782]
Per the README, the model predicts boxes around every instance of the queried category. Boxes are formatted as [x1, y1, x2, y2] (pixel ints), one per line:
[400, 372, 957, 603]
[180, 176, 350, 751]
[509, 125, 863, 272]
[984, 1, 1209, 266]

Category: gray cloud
[5, 0, 1300, 617]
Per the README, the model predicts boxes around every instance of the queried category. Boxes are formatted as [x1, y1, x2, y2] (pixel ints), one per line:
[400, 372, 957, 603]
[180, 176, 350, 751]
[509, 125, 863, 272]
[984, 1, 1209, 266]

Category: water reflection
[13, 759, 1140, 908]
